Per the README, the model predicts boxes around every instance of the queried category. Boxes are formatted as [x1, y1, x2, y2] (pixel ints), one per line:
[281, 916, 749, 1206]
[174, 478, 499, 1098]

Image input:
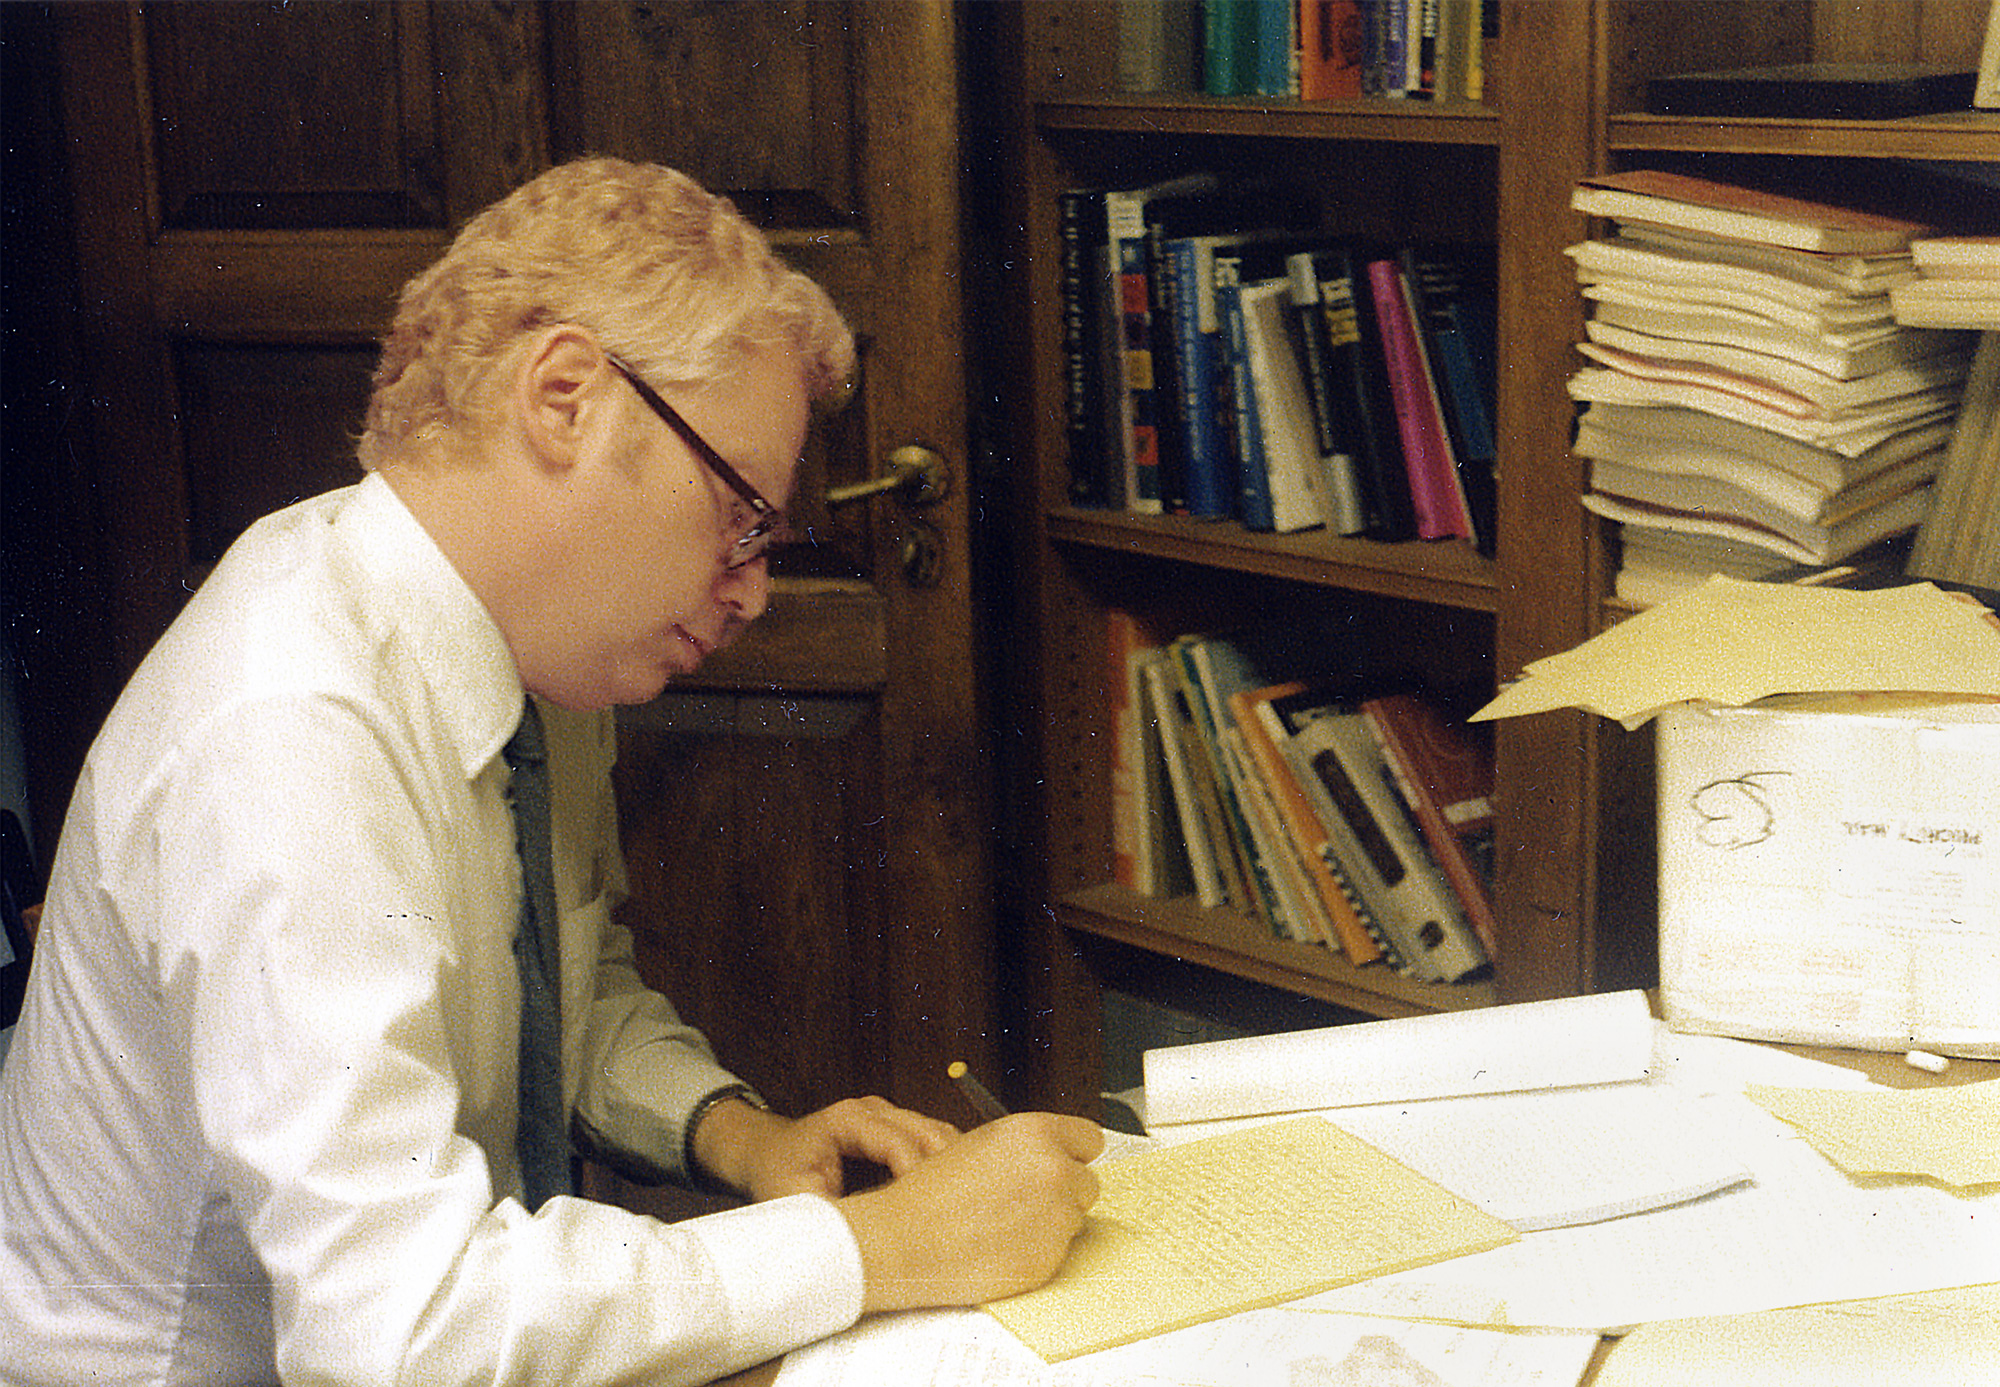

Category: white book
[1575, 401, 1956, 492]
[1620, 221, 1918, 289]
[1590, 454, 1932, 544]
[1583, 479, 1932, 567]
[1574, 416, 1941, 520]
[1582, 320, 1969, 411]
[1280, 711, 1485, 983]
[1911, 233, 2000, 279]
[1142, 655, 1227, 909]
[1588, 292, 1961, 379]
[1237, 278, 1333, 534]
[1567, 235, 1901, 314]
[1221, 729, 1319, 944]
[1581, 279, 1893, 348]
[1567, 366, 1958, 452]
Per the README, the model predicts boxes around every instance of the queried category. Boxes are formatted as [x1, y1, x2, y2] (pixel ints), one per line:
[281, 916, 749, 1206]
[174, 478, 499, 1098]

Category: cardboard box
[1657, 695, 2000, 1059]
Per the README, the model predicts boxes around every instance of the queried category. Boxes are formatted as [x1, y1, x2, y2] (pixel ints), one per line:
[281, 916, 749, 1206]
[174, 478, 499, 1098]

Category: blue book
[1166, 236, 1230, 518]
[1214, 255, 1274, 531]
[1203, 0, 1252, 96]
[1251, 0, 1295, 97]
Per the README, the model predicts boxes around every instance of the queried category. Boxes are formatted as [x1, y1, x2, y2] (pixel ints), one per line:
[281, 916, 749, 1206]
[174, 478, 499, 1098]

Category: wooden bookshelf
[980, 0, 1997, 1115]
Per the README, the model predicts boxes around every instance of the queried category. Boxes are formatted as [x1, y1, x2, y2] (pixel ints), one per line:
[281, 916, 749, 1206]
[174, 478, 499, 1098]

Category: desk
[702, 1042, 1999, 1387]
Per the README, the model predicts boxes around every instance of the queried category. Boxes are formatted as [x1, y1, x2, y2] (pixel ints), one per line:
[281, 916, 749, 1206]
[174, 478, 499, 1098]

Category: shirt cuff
[681, 1193, 867, 1365]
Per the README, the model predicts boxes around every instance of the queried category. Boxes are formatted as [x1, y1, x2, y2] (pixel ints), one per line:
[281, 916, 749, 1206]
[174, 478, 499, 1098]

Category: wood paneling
[547, 2, 858, 227]
[146, 2, 443, 230]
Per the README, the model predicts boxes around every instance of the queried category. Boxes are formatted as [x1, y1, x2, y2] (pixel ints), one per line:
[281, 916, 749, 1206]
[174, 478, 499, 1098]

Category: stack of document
[1560, 171, 1975, 606]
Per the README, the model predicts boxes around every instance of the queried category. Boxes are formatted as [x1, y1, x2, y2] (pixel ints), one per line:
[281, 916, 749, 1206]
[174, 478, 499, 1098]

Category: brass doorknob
[825, 445, 949, 507]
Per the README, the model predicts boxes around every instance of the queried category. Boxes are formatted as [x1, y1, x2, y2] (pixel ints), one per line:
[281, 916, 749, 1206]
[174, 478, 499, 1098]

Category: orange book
[1299, 0, 1365, 101]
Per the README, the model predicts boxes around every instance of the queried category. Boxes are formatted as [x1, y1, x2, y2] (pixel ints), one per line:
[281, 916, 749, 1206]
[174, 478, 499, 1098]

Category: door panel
[48, 1, 988, 1132]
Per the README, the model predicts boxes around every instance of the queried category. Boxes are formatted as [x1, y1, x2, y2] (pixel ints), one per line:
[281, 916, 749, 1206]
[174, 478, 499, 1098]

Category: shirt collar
[334, 472, 527, 782]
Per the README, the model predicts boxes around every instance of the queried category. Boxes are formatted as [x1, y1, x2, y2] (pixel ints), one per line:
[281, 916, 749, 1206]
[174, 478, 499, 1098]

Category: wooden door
[46, 1, 990, 1125]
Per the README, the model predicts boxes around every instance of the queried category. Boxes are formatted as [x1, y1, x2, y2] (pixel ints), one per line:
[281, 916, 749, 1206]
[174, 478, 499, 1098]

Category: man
[0, 158, 1101, 1385]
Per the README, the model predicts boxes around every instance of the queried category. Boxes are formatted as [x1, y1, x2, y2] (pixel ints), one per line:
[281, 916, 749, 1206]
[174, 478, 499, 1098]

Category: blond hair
[358, 157, 854, 470]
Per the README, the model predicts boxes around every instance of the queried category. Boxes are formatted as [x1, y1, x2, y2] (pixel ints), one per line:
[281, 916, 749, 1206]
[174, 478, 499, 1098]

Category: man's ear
[515, 326, 610, 471]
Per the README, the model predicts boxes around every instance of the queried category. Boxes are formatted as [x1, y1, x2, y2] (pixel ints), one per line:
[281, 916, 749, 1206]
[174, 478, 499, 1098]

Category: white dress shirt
[0, 473, 864, 1385]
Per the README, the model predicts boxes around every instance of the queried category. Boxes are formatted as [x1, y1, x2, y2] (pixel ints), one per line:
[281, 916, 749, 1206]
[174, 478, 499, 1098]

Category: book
[1172, 632, 1279, 928]
[1313, 243, 1418, 540]
[1214, 254, 1274, 530]
[1889, 280, 2000, 330]
[1573, 338, 1967, 423]
[1402, 246, 1498, 551]
[1280, 707, 1489, 982]
[1143, 653, 1229, 908]
[1566, 235, 1908, 329]
[1574, 410, 1945, 522]
[1115, 0, 1201, 94]
[1105, 173, 1220, 514]
[1573, 402, 1956, 494]
[1614, 222, 1920, 292]
[1435, 0, 1480, 103]
[1224, 726, 1331, 944]
[1567, 366, 1958, 454]
[1058, 187, 1115, 506]
[1363, 0, 1411, 97]
[1162, 234, 1237, 517]
[1583, 469, 1933, 567]
[1239, 277, 1334, 534]
[1644, 63, 1978, 120]
[1298, 0, 1365, 100]
[1250, 0, 1295, 98]
[1570, 170, 1935, 256]
[1234, 681, 1385, 965]
[1203, 0, 1255, 96]
[1583, 289, 1962, 381]
[1109, 611, 1190, 898]
[1912, 235, 2000, 280]
[1360, 693, 1500, 960]
[1367, 256, 1475, 541]
[1284, 251, 1368, 534]
[1580, 322, 1970, 413]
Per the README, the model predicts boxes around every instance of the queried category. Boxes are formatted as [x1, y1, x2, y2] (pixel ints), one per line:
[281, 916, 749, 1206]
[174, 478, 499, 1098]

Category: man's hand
[689, 1094, 959, 1203]
[837, 1111, 1103, 1313]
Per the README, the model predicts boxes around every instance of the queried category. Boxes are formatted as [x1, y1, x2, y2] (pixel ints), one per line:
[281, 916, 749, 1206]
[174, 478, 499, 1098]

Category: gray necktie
[503, 698, 571, 1209]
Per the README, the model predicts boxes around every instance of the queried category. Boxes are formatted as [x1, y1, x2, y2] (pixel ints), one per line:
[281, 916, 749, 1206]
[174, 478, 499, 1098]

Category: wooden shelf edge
[1608, 110, 2000, 161]
[1037, 95, 1501, 147]
[1056, 882, 1500, 1019]
[1046, 508, 1500, 613]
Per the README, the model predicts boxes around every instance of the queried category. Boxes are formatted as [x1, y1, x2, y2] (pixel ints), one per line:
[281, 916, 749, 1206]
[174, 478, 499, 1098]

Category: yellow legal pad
[983, 1115, 1519, 1361]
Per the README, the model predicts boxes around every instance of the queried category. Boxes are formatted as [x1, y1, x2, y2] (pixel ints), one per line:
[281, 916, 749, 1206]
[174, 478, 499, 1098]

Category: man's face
[532, 340, 809, 710]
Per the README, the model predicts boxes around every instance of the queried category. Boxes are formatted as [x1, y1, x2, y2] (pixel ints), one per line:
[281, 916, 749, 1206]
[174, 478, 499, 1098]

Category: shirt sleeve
[541, 701, 764, 1186]
[148, 696, 863, 1386]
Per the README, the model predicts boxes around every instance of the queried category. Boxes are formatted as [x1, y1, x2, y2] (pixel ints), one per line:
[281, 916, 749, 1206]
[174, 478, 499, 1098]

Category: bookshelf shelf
[1038, 96, 1501, 147]
[1057, 883, 1499, 1019]
[1047, 509, 1499, 613]
[1607, 110, 2000, 162]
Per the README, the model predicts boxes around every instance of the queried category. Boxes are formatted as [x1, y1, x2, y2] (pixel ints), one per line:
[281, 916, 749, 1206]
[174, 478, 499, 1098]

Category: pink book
[1367, 258, 1474, 541]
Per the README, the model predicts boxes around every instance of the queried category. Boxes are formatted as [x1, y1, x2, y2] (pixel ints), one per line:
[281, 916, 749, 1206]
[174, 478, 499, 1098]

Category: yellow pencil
[946, 1060, 1009, 1122]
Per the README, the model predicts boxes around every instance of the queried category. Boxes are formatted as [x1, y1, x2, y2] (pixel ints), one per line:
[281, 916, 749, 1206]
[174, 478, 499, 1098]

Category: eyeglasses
[605, 354, 782, 571]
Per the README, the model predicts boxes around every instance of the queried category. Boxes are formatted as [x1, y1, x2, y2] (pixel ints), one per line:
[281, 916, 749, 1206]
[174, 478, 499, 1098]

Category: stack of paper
[1562, 172, 1977, 605]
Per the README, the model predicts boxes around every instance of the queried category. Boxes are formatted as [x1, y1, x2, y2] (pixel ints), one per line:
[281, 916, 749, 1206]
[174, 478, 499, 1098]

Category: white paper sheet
[773, 1305, 1600, 1387]
[1141, 991, 1653, 1125]
[1297, 1030, 2000, 1331]
[1150, 1081, 1754, 1233]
